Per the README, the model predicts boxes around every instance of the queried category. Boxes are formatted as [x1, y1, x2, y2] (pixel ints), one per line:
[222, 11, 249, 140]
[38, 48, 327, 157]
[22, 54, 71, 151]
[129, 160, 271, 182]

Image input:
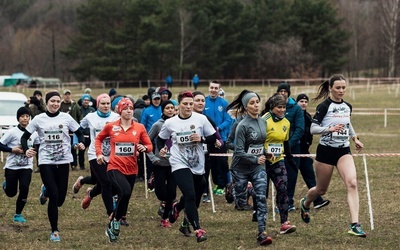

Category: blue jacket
[285, 97, 304, 147]
[204, 96, 232, 141]
[140, 105, 161, 132]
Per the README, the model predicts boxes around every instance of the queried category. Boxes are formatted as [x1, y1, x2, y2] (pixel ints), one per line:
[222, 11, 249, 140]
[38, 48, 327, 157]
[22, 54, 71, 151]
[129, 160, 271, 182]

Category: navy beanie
[277, 83, 291, 96]
[17, 107, 30, 121]
[109, 88, 117, 96]
[296, 93, 309, 102]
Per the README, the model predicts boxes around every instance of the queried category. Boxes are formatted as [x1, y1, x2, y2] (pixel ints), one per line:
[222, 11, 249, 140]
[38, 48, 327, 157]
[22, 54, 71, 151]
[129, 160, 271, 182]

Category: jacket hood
[158, 87, 172, 99]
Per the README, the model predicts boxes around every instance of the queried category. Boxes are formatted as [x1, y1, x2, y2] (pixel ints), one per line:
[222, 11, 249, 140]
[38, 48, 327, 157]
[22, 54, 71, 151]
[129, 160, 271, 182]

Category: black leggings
[4, 168, 32, 214]
[173, 168, 206, 230]
[39, 164, 69, 232]
[90, 159, 114, 216]
[153, 164, 177, 220]
[108, 170, 136, 221]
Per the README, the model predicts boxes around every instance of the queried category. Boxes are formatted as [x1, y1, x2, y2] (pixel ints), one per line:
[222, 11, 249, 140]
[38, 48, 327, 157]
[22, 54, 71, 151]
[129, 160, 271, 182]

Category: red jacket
[95, 119, 152, 175]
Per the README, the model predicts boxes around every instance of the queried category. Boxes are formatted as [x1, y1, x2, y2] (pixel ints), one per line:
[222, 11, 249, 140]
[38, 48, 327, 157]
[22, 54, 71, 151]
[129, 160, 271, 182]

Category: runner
[21, 90, 86, 242]
[300, 74, 366, 237]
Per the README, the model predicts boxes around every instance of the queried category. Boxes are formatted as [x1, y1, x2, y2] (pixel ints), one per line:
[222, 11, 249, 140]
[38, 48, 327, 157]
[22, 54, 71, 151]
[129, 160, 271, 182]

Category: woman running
[73, 93, 119, 219]
[95, 97, 152, 242]
[147, 100, 177, 228]
[157, 90, 217, 243]
[228, 90, 276, 245]
[260, 94, 297, 237]
[21, 90, 86, 242]
[300, 74, 366, 237]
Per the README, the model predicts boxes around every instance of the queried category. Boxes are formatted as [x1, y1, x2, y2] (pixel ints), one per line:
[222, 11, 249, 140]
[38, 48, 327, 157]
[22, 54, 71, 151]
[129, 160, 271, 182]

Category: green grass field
[0, 84, 399, 249]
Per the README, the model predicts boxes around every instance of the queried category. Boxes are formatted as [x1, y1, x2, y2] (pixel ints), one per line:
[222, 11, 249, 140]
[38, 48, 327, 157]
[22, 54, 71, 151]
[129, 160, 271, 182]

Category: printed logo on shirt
[150, 114, 154, 117]
[250, 131, 258, 140]
[205, 108, 209, 110]
[282, 126, 288, 132]
[218, 105, 223, 112]
[132, 130, 137, 136]
[112, 125, 121, 131]
[59, 124, 63, 129]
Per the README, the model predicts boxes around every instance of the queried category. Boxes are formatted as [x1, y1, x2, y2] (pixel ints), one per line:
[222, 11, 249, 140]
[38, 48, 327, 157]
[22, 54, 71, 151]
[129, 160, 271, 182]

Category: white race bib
[176, 131, 193, 145]
[44, 130, 63, 144]
[267, 143, 283, 157]
[332, 128, 349, 140]
[115, 142, 135, 156]
[203, 143, 208, 154]
[247, 144, 263, 155]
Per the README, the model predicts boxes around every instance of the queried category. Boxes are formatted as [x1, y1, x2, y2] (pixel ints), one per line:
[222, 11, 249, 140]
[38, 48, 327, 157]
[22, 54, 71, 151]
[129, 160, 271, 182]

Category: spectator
[204, 80, 232, 196]
[192, 74, 199, 90]
[166, 75, 173, 89]
[60, 89, 82, 171]
[78, 88, 97, 110]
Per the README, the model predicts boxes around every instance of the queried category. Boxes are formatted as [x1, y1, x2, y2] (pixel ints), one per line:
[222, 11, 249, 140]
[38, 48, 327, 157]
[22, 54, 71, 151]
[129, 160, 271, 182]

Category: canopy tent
[3, 72, 30, 87]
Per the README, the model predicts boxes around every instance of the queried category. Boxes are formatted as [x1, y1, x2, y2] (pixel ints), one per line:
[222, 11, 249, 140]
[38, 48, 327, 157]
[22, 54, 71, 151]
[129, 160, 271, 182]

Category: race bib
[332, 128, 349, 140]
[267, 143, 283, 157]
[44, 130, 63, 144]
[247, 144, 263, 155]
[176, 131, 193, 145]
[115, 142, 135, 156]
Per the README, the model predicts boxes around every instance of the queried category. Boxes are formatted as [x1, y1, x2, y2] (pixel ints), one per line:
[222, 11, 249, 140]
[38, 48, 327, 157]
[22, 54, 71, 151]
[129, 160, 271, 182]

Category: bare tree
[177, 7, 195, 81]
[380, 0, 400, 77]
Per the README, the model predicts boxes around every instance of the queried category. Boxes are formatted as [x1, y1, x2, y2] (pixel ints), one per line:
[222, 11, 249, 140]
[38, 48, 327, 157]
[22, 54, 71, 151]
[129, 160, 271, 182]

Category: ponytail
[312, 74, 346, 102]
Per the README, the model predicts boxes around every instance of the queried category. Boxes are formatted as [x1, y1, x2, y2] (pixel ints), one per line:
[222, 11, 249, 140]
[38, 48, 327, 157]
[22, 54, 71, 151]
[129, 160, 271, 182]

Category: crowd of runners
[1, 74, 366, 245]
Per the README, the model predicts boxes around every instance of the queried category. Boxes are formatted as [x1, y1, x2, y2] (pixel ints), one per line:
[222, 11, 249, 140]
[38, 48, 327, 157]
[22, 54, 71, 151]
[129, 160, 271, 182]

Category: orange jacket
[95, 119, 152, 175]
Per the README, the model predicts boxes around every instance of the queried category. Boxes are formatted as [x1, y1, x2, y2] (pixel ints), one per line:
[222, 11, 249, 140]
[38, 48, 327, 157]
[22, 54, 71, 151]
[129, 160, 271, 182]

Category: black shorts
[315, 144, 351, 166]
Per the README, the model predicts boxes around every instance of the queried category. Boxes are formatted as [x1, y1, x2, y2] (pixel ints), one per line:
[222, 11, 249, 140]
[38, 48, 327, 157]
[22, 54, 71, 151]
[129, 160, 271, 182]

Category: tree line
[0, 0, 396, 82]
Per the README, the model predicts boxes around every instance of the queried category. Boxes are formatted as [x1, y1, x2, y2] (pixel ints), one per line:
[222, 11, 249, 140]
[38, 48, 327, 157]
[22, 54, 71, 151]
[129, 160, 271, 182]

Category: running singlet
[262, 112, 290, 164]
[312, 98, 352, 148]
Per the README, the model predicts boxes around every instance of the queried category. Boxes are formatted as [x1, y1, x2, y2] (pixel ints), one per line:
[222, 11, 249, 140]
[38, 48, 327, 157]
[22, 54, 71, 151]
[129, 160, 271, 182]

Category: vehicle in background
[0, 92, 27, 137]
[29, 77, 61, 88]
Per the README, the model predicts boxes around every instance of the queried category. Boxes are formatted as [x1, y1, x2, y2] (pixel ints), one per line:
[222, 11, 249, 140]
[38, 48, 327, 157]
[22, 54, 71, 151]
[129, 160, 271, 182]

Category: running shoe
[314, 199, 330, 209]
[110, 219, 120, 236]
[13, 214, 26, 223]
[158, 201, 166, 217]
[120, 216, 129, 226]
[50, 231, 60, 242]
[212, 185, 218, 194]
[160, 219, 172, 228]
[179, 223, 192, 237]
[168, 201, 180, 223]
[202, 194, 211, 203]
[72, 176, 84, 194]
[39, 184, 48, 205]
[105, 227, 117, 243]
[257, 231, 272, 246]
[288, 205, 296, 212]
[300, 197, 310, 223]
[348, 223, 367, 237]
[280, 221, 297, 234]
[215, 188, 225, 195]
[81, 187, 93, 209]
[195, 229, 207, 243]
[2, 180, 5, 192]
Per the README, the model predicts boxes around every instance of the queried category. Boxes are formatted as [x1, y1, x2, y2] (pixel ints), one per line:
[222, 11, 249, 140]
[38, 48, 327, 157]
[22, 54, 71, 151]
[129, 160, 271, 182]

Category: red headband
[117, 98, 134, 114]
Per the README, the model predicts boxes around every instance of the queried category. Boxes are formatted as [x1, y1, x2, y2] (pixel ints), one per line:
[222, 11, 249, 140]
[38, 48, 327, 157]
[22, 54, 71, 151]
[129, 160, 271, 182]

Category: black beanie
[160, 100, 174, 113]
[16, 107, 30, 121]
[296, 93, 309, 102]
[45, 91, 61, 104]
[277, 83, 291, 96]
[33, 90, 42, 97]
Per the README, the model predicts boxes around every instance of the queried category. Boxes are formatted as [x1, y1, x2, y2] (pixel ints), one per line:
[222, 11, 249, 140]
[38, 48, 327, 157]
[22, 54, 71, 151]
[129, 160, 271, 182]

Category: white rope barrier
[209, 153, 400, 157]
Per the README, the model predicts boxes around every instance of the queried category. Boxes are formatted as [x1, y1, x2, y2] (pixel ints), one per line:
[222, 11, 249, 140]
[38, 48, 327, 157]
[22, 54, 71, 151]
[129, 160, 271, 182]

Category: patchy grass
[1, 84, 399, 249]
